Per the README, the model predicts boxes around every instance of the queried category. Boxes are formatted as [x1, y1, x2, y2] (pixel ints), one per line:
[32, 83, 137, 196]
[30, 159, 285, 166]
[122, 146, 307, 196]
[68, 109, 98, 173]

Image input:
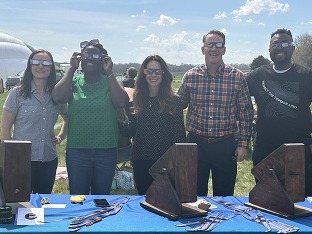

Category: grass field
[0, 76, 256, 196]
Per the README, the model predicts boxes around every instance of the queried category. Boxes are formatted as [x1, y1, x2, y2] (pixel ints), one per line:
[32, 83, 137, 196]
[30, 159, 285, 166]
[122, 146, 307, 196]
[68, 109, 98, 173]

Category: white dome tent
[0, 33, 33, 86]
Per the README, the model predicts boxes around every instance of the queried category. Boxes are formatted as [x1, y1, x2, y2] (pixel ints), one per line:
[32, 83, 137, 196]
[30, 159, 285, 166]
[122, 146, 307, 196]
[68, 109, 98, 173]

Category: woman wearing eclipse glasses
[52, 39, 129, 195]
[1, 49, 68, 194]
[126, 55, 186, 195]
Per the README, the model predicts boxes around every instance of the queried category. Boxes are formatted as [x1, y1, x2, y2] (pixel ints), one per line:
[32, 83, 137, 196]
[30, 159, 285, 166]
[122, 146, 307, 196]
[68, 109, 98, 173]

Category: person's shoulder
[224, 64, 245, 75]
[247, 64, 271, 78]
[171, 94, 184, 109]
[172, 94, 181, 101]
[183, 64, 204, 77]
[7, 86, 21, 96]
[292, 63, 312, 74]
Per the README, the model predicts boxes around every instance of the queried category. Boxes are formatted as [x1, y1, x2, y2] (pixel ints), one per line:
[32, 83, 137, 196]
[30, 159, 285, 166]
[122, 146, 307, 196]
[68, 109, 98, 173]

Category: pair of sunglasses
[144, 68, 164, 75]
[270, 42, 295, 49]
[204, 42, 225, 48]
[82, 51, 103, 60]
[80, 39, 99, 50]
[30, 59, 53, 66]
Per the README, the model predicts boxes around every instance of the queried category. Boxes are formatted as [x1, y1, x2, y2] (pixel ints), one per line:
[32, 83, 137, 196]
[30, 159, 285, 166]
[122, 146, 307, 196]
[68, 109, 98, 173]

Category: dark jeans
[31, 158, 58, 194]
[66, 148, 117, 195]
[132, 159, 157, 195]
[188, 133, 237, 196]
[253, 143, 312, 197]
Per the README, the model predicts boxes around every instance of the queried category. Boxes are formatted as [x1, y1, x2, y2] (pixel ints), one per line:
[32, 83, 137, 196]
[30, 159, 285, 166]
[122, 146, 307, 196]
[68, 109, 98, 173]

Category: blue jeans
[66, 148, 117, 195]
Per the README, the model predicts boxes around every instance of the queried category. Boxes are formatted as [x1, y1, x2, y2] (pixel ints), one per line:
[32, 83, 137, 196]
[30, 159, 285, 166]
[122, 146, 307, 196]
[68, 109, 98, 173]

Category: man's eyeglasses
[204, 42, 225, 48]
[30, 59, 53, 66]
[82, 51, 102, 60]
[270, 42, 295, 49]
[144, 68, 164, 75]
[80, 39, 99, 50]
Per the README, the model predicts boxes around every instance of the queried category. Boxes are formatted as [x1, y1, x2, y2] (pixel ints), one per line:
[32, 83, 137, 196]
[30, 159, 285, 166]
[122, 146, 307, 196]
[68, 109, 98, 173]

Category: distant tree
[250, 55, 271, 70]
[292, 33, 312, 68]
[231, 63, 251, 72]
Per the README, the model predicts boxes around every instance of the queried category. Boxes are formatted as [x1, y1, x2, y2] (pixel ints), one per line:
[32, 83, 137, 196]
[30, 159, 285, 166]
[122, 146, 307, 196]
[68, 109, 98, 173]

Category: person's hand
[102, 55, 113, 75]
[235, 147, 248, 162]
[70, 52, 83, 70]
[52, 135, 62, 145]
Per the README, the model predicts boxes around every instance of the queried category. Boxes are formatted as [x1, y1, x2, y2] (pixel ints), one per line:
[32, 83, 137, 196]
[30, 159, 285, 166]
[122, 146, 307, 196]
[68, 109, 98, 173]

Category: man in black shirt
[246, 28, 312, 196]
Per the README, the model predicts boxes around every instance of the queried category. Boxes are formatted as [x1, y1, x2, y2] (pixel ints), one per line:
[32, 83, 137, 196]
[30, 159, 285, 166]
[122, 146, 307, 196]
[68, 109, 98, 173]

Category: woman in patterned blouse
[131, 55, 186, 195]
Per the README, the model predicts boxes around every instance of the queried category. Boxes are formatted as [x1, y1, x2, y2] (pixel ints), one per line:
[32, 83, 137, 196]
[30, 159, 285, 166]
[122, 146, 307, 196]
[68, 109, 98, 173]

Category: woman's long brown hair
[133, 55, 177, 115]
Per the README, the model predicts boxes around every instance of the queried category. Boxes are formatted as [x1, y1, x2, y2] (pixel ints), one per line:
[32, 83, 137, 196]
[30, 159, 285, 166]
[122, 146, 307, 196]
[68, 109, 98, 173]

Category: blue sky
[1, 0, 311, 65]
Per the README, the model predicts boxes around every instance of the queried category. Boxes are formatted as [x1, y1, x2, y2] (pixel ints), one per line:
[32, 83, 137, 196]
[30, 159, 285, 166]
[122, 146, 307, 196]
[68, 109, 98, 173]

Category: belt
[194, 133, 234, 144]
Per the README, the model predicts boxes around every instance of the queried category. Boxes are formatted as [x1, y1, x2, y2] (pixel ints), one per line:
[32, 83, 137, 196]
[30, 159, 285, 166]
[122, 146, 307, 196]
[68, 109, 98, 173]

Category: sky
[1, 0, 312, 65]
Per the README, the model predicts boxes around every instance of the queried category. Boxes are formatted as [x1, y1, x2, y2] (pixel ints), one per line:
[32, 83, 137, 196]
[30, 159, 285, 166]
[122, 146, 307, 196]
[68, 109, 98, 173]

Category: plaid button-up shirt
[178, 63, 253, 148]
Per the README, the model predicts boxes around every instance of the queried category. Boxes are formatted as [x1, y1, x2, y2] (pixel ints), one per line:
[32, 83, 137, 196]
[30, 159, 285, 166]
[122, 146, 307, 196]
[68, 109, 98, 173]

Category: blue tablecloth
[1, 194, 312, 233]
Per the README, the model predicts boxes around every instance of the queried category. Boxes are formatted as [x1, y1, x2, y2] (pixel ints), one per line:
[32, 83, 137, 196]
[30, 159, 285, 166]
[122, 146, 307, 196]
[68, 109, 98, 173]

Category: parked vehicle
[6, 71, 23, 90]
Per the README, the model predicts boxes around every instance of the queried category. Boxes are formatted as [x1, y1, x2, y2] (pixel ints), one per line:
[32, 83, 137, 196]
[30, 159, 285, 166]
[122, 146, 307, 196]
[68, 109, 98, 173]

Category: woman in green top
[52, 40, 129, 195]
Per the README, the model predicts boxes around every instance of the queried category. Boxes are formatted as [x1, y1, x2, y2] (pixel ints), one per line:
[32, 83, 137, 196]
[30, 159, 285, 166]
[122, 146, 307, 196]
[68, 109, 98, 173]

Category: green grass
[0, 81, 255, 196]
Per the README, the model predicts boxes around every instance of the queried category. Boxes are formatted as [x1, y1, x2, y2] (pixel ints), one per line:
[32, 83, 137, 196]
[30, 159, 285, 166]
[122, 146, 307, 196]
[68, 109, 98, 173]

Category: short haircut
[202, 30, 226, 44]
[271, 28, 293, 39]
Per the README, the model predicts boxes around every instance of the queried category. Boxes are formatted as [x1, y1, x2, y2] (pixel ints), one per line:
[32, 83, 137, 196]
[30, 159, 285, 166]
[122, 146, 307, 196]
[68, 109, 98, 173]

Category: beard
[270, 51, 292, 66]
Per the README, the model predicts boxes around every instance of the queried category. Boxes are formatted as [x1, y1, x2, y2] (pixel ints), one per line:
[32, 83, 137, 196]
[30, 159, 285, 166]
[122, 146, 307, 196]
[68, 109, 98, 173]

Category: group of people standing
[1, 27, 311, 198]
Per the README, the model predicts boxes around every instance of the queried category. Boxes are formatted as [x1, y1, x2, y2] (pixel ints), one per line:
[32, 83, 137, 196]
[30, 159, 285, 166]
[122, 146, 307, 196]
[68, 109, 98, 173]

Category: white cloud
[136, 25, 145, 31]
[246, 18, 253, 23]
[139, 31, 202, 65]
[308, 21, 312, 25]
[225, 48, 267, 64]
[131, 10, 148, 18]
[258, 22, 266, 27]
[143, 34, 159, 43]
[220, 28, 228, 35]
[232, 0, 289, 18]
[214, 11, 227, 20]
[153, 14, 177, 26]
[234, 17, 242, 22]
[193, 33, 201, 39]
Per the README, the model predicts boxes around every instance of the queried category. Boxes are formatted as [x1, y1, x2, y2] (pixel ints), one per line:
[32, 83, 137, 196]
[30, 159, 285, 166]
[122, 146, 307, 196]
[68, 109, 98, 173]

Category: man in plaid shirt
[178, 30, 253, 196]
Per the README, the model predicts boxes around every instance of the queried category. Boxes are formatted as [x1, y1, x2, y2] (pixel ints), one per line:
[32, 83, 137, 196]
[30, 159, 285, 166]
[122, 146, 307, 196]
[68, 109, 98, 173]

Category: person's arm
[1, 109, 15, 141]
[236, 75, 254, 161]
[103, 56, 129, 107]
[177, 74, 190, 109]
[52, 52, 81, 104]
[170, 96, 187, 143]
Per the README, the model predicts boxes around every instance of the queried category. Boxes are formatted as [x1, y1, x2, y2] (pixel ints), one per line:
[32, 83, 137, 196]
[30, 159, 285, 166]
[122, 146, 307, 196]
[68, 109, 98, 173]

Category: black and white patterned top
[132, 95, 186, 160]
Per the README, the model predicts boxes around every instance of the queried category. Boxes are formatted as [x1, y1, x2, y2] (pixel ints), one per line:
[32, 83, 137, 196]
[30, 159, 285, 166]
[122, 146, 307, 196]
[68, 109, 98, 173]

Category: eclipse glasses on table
[30, 59, 53, 66]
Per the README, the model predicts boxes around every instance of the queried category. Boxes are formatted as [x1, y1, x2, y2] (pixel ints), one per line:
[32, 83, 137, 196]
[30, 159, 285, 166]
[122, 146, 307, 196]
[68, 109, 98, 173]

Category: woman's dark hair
[133, 55, 176, 115]
[19, 49, 56, 99]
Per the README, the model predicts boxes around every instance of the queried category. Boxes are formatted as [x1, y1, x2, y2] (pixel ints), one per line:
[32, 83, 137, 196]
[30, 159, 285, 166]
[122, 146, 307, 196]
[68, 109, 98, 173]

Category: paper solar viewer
[0, 140, 31, 223]
[140, 143, 207, 220]
[246, 143, 312, 219]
